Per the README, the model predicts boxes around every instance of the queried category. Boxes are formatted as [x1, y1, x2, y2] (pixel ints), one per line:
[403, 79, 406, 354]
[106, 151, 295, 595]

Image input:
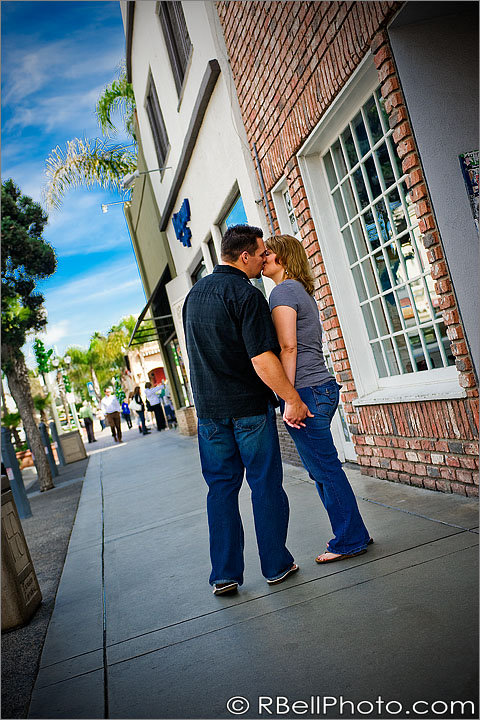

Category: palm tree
[2, 411, 23, 449]
[44, 139, 136, 211]
[33, 393, 51, 424]
[43, 67, 137, 211]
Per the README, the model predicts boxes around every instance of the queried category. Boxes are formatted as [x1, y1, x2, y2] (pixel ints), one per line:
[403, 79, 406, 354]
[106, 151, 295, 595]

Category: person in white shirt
[100, 387, 123, 442]
[144, 382, 167, 431]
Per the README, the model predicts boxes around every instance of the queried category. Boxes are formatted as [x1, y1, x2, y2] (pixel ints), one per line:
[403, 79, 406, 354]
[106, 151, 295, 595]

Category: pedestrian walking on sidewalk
[121, 399, 133, 429]
[263, 234, 371, 563]
[100, 387, 123, 443]
[145, 382, 167, 431]
[183, 224, 312, 596]
[96, 407, 106, 431]
[79, 401, 96, 443]
[129, 387, 150, 435]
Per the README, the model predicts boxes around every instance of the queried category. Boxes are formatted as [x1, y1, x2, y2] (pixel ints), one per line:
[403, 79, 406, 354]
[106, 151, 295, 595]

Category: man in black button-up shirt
[183, 225, 311, 595]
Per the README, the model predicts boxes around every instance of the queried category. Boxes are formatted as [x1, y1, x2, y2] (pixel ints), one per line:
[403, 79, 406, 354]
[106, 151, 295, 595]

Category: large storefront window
[323, 88, 454, 377]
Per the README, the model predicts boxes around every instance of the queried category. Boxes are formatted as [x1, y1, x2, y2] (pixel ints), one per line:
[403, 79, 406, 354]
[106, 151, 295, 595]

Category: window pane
[353, 169, 369, 209]
[371, 297, 389, 336]
[342, 126, 357, 167]
[398, 234, 422, 279]
[384, 292, 404, 333]
[361, 303, 377, 340]
[407, 332, 428, 371]
[351, 265, 367, 302]
[351, 218, 369, 257]
[437, 322, 455, 366]
[372, 342, 388, 377]
[411, 223, 429, 271]
[382, 338, 400, 375]
[363, 209, 381, 250]
[207, 237, 218, 266]
[395, 334, 414, 373]
[386, 135, 404, 178]
[191, 260, 208, 284]
[398, 289, 416, 325]
[341, 178, 357, 218]
[361, 257, 379, 297]
[376, 143, 395, 188]
[364, 156, 381, 199]
[221, 194, 248, 233]
[342, 227, 357, 264]
[332, 189, 347, 226]
[387, 188, 407, 236]
[422, 326, 442, 368]
[352, 112, 369, 157]
[372, 250, 392, 292]
[374, 199, 391, 242]
[364, 94, 383, 143]
[411, 278, 432, 323]
[331, 139, 348, 180]
[375, 89, 389, 131]
[323, 151, 337, 189]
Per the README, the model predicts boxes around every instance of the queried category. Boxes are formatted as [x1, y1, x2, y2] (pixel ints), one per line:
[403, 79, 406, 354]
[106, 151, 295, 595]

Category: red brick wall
[216, 1, 479, 496]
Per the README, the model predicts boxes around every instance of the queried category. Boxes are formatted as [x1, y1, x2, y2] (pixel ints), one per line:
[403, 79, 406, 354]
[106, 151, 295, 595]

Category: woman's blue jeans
[281, 380, 370, 555]
[198, 404, 294, 585]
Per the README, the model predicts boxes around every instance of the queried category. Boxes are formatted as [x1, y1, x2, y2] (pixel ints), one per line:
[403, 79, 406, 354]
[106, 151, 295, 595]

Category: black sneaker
[267, 563, 299, 585]
[212, 581, 238, 596]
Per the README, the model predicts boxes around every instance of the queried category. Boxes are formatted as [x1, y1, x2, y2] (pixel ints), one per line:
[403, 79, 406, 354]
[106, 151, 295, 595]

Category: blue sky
[1, 1, 146, 361]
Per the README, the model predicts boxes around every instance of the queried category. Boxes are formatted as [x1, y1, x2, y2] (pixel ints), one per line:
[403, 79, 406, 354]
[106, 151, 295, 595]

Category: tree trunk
[4, 347, 55, 492]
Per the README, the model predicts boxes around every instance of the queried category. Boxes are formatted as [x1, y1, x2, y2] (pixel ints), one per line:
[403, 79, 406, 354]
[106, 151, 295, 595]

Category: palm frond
[43, 138, 137, 210]
[96, 72, 136, 140]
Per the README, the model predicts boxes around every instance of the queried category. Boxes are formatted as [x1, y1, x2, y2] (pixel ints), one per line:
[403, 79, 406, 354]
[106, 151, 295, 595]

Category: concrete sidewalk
[28, 426, 478, 719]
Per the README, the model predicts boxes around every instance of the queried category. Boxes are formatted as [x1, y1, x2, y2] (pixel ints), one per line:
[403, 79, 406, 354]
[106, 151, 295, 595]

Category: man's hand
[251, 350, 314, 427]
[283, 398, 314, 429]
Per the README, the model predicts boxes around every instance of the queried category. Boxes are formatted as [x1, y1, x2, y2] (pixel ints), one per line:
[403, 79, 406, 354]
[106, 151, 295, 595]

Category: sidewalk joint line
[355, 495, 478, 532]
[106, 529, 471, 651]
[106, 538, 477, 669]
[40, 646, 103, 670]
[37, 665, 104, 690]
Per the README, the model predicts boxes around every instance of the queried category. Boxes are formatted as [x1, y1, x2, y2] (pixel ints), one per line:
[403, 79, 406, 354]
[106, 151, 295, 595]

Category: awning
[128, 276, 175, 348]
[128, 314, 175, 347]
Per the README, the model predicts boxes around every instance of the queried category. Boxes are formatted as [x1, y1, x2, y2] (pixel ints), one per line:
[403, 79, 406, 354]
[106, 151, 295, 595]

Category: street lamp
[101, 201, 128, 214]
[120, 166, 172, 190]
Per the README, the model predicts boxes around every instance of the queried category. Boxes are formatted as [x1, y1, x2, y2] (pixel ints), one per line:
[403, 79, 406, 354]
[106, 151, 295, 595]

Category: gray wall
[389, 2, 479, 379]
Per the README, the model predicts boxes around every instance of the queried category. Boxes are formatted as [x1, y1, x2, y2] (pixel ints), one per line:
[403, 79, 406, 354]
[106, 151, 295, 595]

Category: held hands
[283, 398, 314, 429]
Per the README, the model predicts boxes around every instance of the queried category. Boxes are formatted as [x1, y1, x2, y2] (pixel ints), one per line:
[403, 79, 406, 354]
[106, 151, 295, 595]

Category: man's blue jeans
[281, 380, 370, 555]
[198, 404, 294, 585]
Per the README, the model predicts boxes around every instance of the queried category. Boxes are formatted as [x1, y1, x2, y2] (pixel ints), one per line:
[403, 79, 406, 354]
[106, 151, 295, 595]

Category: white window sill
[352, 378, 466, 407]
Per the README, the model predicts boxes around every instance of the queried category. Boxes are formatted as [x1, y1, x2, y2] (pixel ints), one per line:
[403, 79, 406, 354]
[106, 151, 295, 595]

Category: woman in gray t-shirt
[263, 234, 371, 563]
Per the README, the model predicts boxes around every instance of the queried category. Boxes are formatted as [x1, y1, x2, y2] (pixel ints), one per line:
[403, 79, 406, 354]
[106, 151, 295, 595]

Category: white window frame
[297, 56, 464, 406]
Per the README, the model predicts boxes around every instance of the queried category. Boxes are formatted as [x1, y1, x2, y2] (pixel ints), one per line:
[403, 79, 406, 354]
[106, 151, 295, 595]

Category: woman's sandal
[315, 548, 367, 564]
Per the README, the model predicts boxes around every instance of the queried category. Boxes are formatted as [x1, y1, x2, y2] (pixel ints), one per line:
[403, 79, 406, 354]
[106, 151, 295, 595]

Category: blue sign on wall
[172, 199, 192, 247]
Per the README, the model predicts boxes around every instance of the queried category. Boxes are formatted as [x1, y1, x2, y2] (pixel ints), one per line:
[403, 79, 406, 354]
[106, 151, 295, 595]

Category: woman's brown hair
[265, 234, 315, 295]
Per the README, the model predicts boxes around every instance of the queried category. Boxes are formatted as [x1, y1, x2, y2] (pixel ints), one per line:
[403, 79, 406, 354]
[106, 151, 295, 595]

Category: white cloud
[45, 259, 143, 311]
[38, 319, 71, 347]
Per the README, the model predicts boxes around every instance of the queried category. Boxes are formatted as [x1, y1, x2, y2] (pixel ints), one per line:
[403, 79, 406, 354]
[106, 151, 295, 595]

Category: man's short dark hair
[221, 224, 263, 262]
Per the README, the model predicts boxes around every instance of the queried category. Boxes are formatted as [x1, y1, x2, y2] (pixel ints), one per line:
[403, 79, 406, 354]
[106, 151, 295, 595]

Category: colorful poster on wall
[459, 150, 479, 232]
